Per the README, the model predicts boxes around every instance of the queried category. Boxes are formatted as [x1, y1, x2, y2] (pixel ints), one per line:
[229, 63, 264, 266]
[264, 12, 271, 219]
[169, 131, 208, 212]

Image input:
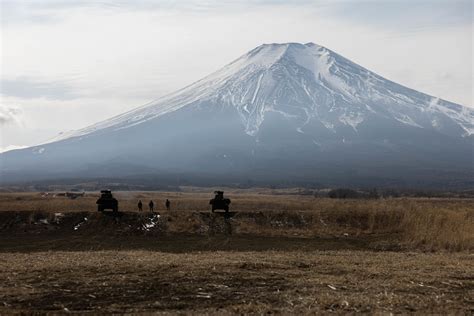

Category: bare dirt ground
[0, 250, 472, 314]
[0, 192, 472, 314]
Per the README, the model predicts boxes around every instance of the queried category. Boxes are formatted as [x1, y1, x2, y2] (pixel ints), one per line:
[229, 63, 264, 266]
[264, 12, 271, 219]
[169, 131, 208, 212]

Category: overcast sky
[0, 0, 472, 152]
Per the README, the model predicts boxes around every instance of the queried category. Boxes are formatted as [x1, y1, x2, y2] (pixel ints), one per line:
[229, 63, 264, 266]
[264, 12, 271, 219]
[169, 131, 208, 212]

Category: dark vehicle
[209, 191, 231, 212]
[96, 190, 118, 213]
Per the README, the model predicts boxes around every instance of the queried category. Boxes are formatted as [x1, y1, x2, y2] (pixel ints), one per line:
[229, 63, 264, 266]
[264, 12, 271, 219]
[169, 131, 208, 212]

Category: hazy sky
[1, 0, 472, 152]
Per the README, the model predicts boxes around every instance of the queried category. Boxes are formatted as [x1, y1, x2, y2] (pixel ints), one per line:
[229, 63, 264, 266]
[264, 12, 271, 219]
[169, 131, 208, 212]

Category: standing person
[165, 199, 170, 211]
[137, 200, 143, 212]
[149, 200, 154, 212]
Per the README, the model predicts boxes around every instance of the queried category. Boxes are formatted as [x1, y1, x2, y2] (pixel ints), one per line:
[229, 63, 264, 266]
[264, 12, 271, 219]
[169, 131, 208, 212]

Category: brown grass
[0, 191, 473, 251]
[0, 250, 472, 314]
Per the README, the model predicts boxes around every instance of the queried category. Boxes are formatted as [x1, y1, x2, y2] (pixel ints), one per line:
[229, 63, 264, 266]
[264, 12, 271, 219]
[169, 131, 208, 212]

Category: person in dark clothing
[137, 200, 143, 212]
[165, 199, 170, 211]
[149, 200, 154, 212]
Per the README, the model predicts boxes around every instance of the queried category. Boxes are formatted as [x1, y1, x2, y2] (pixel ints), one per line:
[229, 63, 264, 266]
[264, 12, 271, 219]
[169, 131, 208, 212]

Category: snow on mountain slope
[2, 42, 473, 187]
[49, 42, 473, 143]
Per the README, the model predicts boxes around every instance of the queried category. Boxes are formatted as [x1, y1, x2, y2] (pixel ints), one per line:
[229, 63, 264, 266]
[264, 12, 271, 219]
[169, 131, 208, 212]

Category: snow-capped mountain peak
[3, 42, 473, 187]
[51, 42, 473, 142]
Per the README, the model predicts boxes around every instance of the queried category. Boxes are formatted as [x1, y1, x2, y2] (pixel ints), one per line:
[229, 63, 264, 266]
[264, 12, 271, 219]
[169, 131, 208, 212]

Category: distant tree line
[327, 188, 379, 199]
[321, 188, 474, 199]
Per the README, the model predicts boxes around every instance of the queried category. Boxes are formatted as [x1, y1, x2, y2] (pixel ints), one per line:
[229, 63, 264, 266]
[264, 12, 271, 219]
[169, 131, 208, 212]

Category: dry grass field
[0, 189, 473, 314]
[1, 251, 472, 314]
[1, 190, 472, 251]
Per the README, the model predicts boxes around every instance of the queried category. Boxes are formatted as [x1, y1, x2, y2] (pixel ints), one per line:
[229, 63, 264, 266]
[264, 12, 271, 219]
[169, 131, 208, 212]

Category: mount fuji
[1, 43, 473, 187]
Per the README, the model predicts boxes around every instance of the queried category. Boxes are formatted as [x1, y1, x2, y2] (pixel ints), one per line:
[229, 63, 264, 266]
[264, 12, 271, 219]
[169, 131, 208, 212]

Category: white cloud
[0, 105, 23, 126]
[1, 76, 80, 100]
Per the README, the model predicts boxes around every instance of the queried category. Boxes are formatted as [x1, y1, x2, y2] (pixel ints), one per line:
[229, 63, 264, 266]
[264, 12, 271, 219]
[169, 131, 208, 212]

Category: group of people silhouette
[137, 199, 171, 212]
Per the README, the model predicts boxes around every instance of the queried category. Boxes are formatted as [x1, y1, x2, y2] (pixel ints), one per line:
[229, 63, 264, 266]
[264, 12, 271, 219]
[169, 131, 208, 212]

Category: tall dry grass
[399, 203, 474, 251]
[310, 199, 474, 251]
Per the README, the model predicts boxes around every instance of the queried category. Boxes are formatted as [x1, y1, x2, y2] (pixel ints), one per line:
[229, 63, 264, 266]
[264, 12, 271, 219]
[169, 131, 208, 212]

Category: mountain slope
[1, 43, 473, 187]
[49, 42, 473, 140]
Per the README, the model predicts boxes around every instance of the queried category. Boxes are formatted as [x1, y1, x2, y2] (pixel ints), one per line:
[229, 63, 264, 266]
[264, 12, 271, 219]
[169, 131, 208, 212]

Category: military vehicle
[96, 190, 118, 213]
[209, 191, 231, 212]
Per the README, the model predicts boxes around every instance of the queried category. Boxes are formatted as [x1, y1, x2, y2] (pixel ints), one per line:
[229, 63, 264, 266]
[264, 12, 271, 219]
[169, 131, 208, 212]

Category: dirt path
[0, 210, 402, 253]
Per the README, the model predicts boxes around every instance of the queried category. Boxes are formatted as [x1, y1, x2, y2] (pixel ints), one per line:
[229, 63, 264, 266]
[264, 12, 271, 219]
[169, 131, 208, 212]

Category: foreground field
[0, 191, 472, 313]
[0, 250, 472, 314]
